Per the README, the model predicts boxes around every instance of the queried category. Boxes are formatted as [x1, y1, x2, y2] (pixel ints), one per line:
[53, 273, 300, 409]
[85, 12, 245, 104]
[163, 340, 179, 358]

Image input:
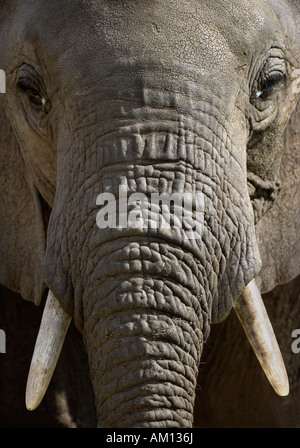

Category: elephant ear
[0, 103, 47, 304]
[255, 98, 300, 293]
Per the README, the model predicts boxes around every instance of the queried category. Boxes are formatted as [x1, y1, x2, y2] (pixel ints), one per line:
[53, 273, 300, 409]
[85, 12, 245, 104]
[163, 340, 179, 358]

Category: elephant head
[0, 0, 300, 427]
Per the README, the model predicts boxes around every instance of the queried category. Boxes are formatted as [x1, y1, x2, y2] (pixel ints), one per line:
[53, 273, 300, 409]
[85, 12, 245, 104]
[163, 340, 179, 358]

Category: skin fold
[0, 0, 299, 427]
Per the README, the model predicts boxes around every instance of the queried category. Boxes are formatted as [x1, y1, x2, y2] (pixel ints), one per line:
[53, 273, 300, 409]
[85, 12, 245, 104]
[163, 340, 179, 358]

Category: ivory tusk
[234, 279, 289, 397]
[26, 290, 72, 411]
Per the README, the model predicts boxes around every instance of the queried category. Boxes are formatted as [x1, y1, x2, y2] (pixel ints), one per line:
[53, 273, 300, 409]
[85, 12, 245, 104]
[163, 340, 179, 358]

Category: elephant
[0, 0, 300, 428]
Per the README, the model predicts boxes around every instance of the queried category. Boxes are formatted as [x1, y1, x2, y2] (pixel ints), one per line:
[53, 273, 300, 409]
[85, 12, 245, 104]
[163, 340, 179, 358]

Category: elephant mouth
[247, 172, 281, 224]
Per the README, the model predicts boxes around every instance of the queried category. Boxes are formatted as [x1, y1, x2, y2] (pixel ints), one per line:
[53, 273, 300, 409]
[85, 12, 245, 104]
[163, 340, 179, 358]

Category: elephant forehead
[15, 0, 276, 87]
[92, 0, 271, 57]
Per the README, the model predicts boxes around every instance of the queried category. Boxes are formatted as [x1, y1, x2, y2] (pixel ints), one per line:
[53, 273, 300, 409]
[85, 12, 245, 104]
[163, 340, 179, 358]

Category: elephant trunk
[42, 81, 263, 426]
[83, 240, 209, 427]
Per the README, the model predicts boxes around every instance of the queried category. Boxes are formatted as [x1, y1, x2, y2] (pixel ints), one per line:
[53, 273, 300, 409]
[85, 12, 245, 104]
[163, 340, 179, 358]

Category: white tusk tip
[234, 279, 289, 397]
[25, 290, 71, 411]
[25, 394, 42, 411]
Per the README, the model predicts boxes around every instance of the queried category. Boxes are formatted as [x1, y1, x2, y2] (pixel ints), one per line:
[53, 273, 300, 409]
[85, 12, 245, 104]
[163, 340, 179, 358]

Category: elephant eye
[254, 72, 286, 101]
[17, 77, 47, 109]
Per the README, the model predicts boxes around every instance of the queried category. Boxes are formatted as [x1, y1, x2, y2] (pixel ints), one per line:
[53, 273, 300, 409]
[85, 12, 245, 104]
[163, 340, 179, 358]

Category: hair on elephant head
[0, 0, 300, 428]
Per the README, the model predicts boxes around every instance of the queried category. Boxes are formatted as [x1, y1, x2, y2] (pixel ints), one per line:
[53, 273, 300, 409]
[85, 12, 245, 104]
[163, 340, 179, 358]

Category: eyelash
[17, 78, 46, 108]
[251, 70, 286, 108]
[255, 72, 285, 100]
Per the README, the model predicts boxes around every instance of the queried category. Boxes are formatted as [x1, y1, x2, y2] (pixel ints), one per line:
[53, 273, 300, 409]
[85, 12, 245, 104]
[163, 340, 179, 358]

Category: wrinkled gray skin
[0, 0, 300, 428]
